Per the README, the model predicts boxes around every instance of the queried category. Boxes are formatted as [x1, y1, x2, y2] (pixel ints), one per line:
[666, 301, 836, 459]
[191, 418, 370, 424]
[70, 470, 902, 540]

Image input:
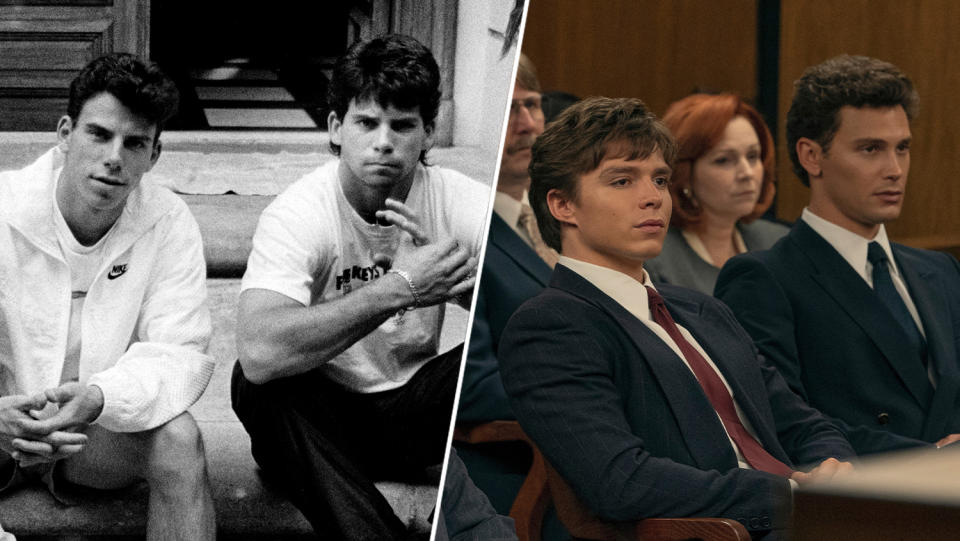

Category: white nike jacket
[0, 147, 215, 432]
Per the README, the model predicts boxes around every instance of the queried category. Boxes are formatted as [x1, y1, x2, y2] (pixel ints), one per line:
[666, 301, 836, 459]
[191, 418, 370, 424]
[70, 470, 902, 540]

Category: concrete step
[0, 132, 496, 195]
[0, 279, 455, 540]
[1, 422, 436, 540]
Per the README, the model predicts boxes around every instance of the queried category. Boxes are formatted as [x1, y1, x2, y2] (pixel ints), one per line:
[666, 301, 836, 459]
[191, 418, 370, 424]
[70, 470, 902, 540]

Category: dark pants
[231, 345, 462, 540]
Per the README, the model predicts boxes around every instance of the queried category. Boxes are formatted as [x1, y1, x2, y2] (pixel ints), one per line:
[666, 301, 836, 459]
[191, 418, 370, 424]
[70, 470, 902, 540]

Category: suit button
[877, 413, 890, 425]
[749, 517, 760, 529]
[762, 516, 771, 528]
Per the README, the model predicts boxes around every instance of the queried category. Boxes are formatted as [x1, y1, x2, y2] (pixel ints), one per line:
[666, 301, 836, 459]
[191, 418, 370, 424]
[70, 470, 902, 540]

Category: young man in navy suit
[499, 96, 855, 540]
[715, 55, 960, 454]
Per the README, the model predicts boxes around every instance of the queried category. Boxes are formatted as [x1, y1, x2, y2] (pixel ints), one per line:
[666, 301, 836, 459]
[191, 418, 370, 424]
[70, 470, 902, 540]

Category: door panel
[0, 0, 147, 130]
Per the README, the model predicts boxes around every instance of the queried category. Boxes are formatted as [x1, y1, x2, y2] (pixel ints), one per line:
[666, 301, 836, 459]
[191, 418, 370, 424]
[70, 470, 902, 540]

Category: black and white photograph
[0, 0, 525, 539]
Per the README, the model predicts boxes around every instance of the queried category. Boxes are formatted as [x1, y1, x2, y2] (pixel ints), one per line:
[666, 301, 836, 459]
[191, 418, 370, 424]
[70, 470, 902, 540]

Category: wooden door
[0, 0, 149, 131]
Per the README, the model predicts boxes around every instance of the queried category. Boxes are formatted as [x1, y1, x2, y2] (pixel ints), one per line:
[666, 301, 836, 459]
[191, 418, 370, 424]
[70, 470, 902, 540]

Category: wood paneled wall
[521, 0, 960, 250]
[520, 0, 758, 121]
[777, 0, 960, 249]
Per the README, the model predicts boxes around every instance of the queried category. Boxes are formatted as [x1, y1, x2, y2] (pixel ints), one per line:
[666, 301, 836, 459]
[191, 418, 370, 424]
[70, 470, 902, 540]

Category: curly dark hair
[529, 96, 677, 253]
[786, 55, 918, 186]
[68, 53, 179, 139]
[327, 34, 441, 162]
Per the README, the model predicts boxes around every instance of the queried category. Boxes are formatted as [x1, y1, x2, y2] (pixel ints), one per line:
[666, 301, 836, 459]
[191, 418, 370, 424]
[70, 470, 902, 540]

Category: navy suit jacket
[500, 265, 854, 535]
[716, 221, 960, 452]
[457, 213, 552, 422]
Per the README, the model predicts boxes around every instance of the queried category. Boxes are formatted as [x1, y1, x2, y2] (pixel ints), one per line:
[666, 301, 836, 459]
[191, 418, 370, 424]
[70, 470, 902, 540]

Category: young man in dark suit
[499, 96, 856, 540]
[715, 55, 960, 454]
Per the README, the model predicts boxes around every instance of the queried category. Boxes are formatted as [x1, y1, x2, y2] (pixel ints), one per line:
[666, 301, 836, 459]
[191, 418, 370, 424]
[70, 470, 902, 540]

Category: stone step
[1, 422, 437, 540]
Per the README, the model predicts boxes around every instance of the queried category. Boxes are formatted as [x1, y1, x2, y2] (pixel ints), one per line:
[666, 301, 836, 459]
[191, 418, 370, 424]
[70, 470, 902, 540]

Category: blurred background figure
[540, 90, 580, 124]
[645, 93, 788, 293]
[456, 51, 549, 510]
[455, 51, 571, 541]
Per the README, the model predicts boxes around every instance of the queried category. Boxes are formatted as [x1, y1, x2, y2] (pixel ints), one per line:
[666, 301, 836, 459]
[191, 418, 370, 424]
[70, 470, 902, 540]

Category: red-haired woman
[645, 93, 788, 293]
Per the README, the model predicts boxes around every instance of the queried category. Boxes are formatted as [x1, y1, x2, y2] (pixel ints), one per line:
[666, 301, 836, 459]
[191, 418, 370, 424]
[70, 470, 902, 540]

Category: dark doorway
[151, 1, 350, 130]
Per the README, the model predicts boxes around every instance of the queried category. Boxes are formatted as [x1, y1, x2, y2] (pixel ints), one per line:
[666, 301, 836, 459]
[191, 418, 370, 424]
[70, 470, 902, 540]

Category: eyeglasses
[509, 96, 543, 118]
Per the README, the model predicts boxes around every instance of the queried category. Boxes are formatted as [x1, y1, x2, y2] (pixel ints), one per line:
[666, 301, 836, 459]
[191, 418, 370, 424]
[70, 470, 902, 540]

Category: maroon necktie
[646, 286, 794, 478]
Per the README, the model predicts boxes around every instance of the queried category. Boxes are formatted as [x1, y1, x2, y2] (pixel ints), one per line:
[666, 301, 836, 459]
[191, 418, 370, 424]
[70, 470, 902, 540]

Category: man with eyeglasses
[454, 53, 557, 518]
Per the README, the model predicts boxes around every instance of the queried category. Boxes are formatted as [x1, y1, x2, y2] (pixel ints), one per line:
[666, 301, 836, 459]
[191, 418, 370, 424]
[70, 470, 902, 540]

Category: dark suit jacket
[715, 221, 960, 452]
[458, 213, 553, 422]
[500, 265, 854, 535]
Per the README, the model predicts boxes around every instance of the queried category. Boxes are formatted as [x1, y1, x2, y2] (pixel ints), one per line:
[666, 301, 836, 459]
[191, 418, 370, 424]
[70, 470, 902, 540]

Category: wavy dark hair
[327, 34, 441, 162]
[786, 55, 918, 186]
[529, 96, 677, 253]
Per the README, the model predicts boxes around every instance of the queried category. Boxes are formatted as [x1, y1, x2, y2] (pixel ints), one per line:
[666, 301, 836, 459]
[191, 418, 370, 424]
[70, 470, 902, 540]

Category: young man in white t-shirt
[233, 34, 488, 540]
[0, 54, 215, 540]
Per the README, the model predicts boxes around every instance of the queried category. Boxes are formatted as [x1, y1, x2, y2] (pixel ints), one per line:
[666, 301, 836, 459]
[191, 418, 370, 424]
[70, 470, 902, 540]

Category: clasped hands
[0, 382, 103, 467]
[375, 198, 476, 308]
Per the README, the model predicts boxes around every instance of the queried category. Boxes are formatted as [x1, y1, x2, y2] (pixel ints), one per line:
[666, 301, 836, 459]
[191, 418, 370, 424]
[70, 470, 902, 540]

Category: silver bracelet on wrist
[387, 269, 421, 309]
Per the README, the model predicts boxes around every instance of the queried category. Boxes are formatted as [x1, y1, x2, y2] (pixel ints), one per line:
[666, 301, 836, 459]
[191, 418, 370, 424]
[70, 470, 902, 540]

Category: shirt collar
[558, 255, 655, 321]
[493, 189, 527, 227]
[801, 207, 898, 282]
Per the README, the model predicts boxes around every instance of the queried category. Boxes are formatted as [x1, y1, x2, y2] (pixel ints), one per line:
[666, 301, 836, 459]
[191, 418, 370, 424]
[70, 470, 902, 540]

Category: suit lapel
[670, 300, 791, 464]
[895, 246, 960, 439]
[489, 213, 552, 286]
[792, 223, 933, 408]
[549, 267, 740, 472]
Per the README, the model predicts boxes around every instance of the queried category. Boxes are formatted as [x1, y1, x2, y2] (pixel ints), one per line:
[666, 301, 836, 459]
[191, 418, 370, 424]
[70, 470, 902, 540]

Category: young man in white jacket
[0, 53, 215, 540]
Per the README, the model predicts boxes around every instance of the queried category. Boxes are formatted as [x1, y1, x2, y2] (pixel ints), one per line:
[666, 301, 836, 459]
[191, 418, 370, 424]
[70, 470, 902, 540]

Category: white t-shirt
[242, 160, 489, 393]
[52, 172, 115, 384]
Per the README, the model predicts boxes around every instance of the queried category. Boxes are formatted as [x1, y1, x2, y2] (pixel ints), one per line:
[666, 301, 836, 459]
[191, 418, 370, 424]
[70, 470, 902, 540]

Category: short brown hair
[529, 96, 677, 252]
[787, 55, 918, 186]
[516, 53, 540, 92]
[663, 93, 776, 228]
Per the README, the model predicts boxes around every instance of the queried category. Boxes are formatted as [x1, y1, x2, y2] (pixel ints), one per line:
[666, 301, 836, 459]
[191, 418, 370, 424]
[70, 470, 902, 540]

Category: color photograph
[445, 1, 960, 540]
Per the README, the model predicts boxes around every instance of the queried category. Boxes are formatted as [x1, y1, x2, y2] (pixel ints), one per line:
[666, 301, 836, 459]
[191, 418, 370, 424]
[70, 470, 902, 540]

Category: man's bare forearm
[237, 273, 415, 384]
